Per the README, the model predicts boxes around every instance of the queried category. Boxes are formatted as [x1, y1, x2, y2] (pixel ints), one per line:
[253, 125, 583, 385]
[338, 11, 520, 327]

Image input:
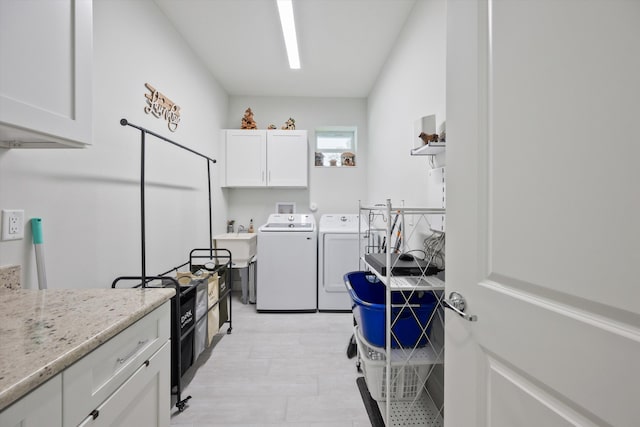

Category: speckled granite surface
[0, 287, 175, 410]
[0, 265, 20, 289]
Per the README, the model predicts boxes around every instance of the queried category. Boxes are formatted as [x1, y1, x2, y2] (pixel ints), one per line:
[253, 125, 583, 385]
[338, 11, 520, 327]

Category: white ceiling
[152, 0, 417, 98]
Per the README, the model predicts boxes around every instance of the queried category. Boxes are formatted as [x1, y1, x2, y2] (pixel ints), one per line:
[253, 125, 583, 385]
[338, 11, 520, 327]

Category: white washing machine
[257, 214, 317, 312]
[318, 214, 366, 311]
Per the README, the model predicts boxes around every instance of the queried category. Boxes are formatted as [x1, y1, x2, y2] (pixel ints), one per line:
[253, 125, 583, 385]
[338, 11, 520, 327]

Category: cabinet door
[76, 341, 170, 427]
[0, 0, 92, 148]
[224, 130, 266, 187]
[63, 302, 170, 426]
[266, 130, 308, 187]
[0, 374, 62, 427]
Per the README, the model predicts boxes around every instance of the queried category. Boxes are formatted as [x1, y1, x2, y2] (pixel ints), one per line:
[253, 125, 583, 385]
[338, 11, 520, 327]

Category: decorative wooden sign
[143, 83, 181, 132]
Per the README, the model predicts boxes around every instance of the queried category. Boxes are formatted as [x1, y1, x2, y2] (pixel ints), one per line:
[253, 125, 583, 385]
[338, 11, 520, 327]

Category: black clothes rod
[119, 118, 217, 284]
[120, 118, 217, 164]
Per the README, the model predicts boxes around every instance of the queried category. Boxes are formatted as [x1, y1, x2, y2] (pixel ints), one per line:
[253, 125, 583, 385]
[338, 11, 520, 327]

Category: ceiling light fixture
[276, 0, 300, 69]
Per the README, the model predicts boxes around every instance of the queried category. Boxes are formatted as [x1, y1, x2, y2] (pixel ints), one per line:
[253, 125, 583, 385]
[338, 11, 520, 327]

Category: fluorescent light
[276, 0, 301, 69]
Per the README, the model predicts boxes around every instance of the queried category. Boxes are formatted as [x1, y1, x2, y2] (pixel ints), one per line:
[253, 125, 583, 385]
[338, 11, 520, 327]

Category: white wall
[0, 0, 229, 289]
[0, 0, 447, 289]
[225, 96, 368, 227]
[367, 0, 447, 206]
[366, 0, 447, 408]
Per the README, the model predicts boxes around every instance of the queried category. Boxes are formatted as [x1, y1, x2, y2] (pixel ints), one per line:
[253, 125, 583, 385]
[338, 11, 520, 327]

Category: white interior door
[445, 1, 640, 426]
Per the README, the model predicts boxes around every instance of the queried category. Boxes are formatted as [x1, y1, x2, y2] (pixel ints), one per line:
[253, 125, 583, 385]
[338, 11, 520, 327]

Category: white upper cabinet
[222, 130, 308, 188]
[266, 130, 308, 187]
[224, 130, 268, 187]
[0, 0, 93, 148]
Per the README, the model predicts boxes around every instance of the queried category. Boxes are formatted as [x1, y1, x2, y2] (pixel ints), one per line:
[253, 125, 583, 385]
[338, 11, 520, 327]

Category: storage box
[174, 285, 196, 333]
[170, 285, 196, 385]
[344, 271, 437, 348]
[194, 280, 208, 360]
[355, 326, 431, 401]
[207, 273, 220, 346]
[217, 267, 228, 329]
[213, 233, 257, 264]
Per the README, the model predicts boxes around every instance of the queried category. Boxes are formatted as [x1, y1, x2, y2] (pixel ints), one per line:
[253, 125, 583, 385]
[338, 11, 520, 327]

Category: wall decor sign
[143, 82, 181, 132]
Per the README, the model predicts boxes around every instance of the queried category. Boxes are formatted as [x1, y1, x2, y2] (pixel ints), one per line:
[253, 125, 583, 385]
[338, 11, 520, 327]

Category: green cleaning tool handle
[32, 218, 44, 244]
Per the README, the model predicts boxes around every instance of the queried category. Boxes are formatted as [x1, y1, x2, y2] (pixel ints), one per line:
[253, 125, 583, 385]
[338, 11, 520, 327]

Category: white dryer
[318, 214, 366, 311]
[257, 214, 317, 312]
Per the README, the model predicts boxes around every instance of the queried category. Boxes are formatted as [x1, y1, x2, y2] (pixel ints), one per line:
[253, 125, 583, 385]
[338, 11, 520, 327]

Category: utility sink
[213, 233, 257, 265]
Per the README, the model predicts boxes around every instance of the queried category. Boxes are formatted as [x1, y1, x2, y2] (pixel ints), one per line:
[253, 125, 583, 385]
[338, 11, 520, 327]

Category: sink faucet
[237, 225, 246, 234]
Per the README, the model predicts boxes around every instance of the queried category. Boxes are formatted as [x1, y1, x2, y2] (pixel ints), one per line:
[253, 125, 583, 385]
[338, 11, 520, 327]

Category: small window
[315, 127, 357, 167]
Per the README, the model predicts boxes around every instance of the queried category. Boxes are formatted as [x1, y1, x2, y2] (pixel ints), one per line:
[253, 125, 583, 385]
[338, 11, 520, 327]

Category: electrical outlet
[1, 210, 25, 241]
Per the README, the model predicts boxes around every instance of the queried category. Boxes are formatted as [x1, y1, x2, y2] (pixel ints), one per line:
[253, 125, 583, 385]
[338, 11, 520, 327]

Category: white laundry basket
[355, 326, 432, 401]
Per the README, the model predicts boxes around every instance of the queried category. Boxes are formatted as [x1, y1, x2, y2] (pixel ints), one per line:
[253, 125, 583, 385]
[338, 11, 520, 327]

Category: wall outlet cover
[1, 209, 25, 241]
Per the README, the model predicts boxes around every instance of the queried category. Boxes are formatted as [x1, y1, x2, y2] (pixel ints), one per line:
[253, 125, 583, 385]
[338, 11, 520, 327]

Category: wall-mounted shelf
[410, 143, 445, 156]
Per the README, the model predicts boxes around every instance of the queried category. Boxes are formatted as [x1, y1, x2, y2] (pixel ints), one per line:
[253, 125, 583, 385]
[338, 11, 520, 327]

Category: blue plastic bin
[344, 271, 437, 348]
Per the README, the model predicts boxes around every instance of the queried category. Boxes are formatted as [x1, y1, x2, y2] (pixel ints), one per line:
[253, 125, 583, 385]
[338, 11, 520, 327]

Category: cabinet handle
[117, 339, 149, 365]
[78, 408, 100, 425]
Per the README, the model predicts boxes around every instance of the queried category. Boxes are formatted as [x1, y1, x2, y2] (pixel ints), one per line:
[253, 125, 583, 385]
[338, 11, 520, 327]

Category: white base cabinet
[221, 129, 308, 187]
[77, 342, 170, 427]
[0, 0, 92, 148]
[0, 301, 171, 427]
[0, 374, 62, 427]
[64, 301, 171, 426]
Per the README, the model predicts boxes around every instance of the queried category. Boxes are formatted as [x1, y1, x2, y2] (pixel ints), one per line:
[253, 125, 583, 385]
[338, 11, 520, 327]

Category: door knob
[443, 291, 478, 322]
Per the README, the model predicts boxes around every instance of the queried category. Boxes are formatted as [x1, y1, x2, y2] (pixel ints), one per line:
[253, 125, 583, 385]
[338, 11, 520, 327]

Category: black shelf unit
[111, 119, 232, 413]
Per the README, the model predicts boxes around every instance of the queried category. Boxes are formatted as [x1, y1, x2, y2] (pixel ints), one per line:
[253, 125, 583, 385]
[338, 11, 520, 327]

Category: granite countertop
[0, 287, 175, 411]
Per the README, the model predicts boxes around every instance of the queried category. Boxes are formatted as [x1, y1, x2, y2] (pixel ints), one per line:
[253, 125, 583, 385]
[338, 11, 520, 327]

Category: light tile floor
[170, 293, 370, 427]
